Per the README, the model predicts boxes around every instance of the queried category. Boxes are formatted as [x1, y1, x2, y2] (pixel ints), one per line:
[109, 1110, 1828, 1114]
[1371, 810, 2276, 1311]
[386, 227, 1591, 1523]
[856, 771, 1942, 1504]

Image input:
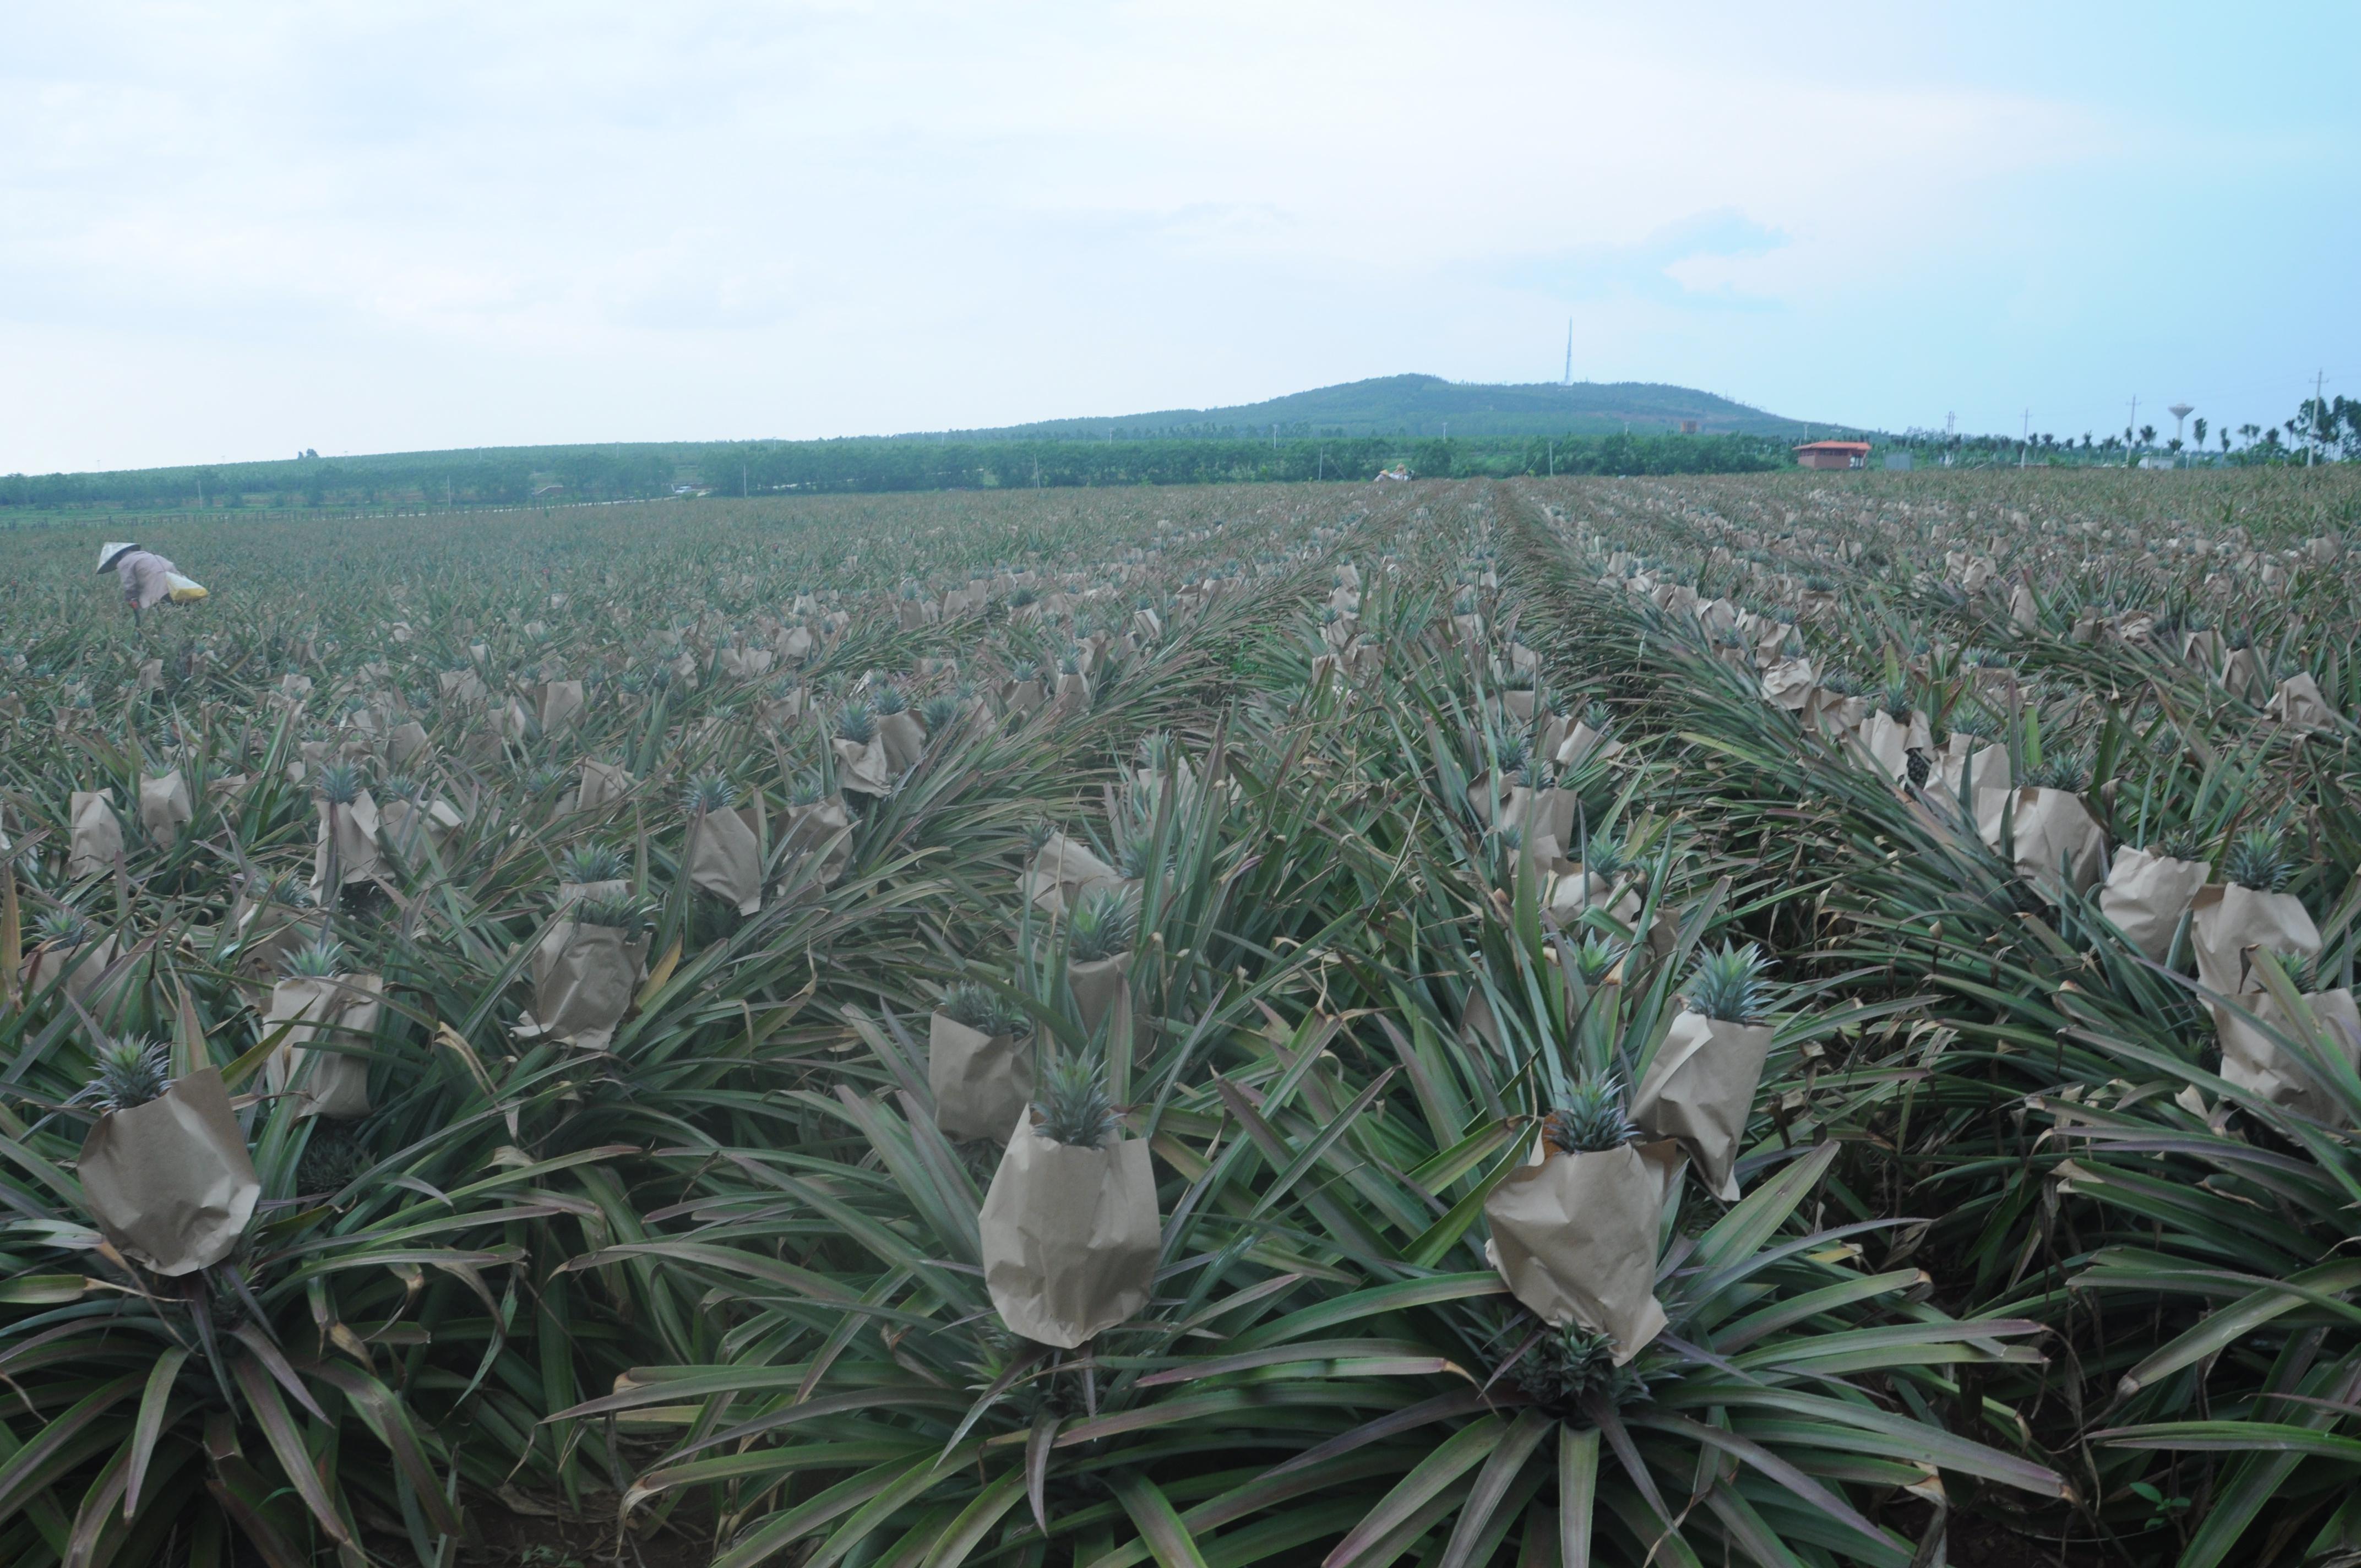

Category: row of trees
[2, 432, 1789, 511]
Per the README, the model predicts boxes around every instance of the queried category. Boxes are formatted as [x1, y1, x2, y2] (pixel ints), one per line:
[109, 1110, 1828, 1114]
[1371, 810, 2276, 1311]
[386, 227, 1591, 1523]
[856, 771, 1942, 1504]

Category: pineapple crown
[572, 893, 644, 930]
[1454, 590, 1478, 614]
[1067, 885, 1138, 964]
[379, 773, 421, 801]
[1685, 941, 1773, 1024]
[314, 762, 365, 806]
[1578, 829, 1629, 879]
[524, 764, 568, 796]
[1490, 732, 1533, 780]
[1542, 1075, 1636, 1154]
[786, 769, 826, 807]
[2148, 825, 2206, 864]
[1059, 652, 1081, 676]
[835, 702, 878, 744]
[1035, 1054, 1120, 1150]
[918, 694, 960, 730]
[2223, 824, 2293, 892]
[1581, 701, 1614, 734]
[1500, 665, 1537, 691]
[83, 1036, 172, 1114]
[281, 937, 348, 980]
[872, 685, 909, 716]
[683, 772, 737, 815]
[941, 982, 1031, 1038]
[557, 844, 630, 884]
[1023, 820, 1056, 856]
[1879, 681, 1912, 721]
[2026, 749, 2087, 793]
[1009, 660, 1041, 684]
[35, 907, 95, 948]
[1572, 934, 1623, 987]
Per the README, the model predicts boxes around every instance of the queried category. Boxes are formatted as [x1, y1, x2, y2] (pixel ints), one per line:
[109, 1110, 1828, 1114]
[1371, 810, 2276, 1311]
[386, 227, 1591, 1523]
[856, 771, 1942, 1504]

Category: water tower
[2168, 403, 2194, 444]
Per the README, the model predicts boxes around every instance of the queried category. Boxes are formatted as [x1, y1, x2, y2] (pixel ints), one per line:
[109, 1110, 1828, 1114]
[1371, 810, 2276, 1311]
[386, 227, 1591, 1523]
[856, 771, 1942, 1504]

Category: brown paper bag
[1759, 658, 1814, 712]
[311, 791, 383, 893]
[577, 759, 633, 812]
[518, 921, 648, 1052]
[68, 789, 123, 878]
[1022, 832, 1122, 917]
[388, 721, 432, 769]
[438, 669, 488, 707]
[1069, 953, 1133, 1038]
[1976, 787, 2104, 900]
[1854, 711, 1911, 785]
[2266, 674, 2334, 732]
[2099, 848, 2210, 962]
[687, 806, 764, 914]
[533, 681, 584, 733]
[1483, 1137, 1683, 1364]
[25, 932, 126, 1015]
[1051, 672, 1094, 718]
[2191, 884, 2321, 999]
[1546, 867, 1640, 928]
[138, 772, 193, 850]
[77, 1068, 259, 1276]
[263, 974, 381, 1119]
[833, 736, 892, 797]
[1554, 723, 1624, 771]
[2221, 648, 2266, 703]
[2217, 988, 2361, 1124]
[879, 711, 928, 774]
[929, 1014, 1034, 1141]
[781, 798, 855, 886]
[1631, 1012, 1772, 1201]
[979, 1116, 1160, 1348]
[381, 796, 463, 859]
[1465, 772, 1531, 832]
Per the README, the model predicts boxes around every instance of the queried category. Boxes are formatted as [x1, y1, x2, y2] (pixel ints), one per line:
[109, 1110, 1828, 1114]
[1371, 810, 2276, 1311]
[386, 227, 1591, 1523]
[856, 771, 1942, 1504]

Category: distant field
[2, 464, 2356, 1568]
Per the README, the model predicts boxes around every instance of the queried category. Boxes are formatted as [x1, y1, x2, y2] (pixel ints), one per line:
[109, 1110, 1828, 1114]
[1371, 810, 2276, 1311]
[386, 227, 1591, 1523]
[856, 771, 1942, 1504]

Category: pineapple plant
[573, 893, 645, 930]
[942, 982, 1031, 1039]
[1067, 885, 1137, 963]
[557, 844, 630, 885]
[2150, 824, 2206, 863]
[683, 772, 737, 815]
[81, 1036, 172, 1112]
[872, 685, 910, 716]
[35, 907, 95, 949]
[2025, 748, 2088, 793]
[281, 937, 348, 980]
[2223, 823, 2293, 892]
[836, 702, 879, 744]
[786, 769, 827, 808]
[314, 761, 365, 805]
[1035, 1054, 1119, 1149]
[1542, 1074, 1637, 1153]
[919, 694, 960, 731]
[1685, 941, 1772, 1023]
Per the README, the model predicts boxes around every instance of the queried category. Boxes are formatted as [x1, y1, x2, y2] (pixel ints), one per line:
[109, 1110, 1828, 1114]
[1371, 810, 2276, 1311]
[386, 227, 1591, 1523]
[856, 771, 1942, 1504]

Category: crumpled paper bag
[576, 759, 633, 812]
[687, 805, 764, 915]
[2192, 884, 2320, 999]
[1483, 1136, 1684, 1364]
[2266, 673, 2334, 732]
[138, 772, 193, 850]
[1022, 832, 1122, 918]
[78, 1068, 259, 1276]
[1633, 1011, 1773, 1201]
[833, 736, 892, 797]
[780, 797, 854, 888]
[2216, 987, 2361, 1125]
[263, 974, 382, 1118]
[879, 712, 928, 775]
[980, 1115, 1159, 1349]
[1976, 787, 2105, 900]
[68, 789, 123, 878]
[929, 1013, 1034, 1141]
[2099, 847, 2209, 962]
[311, 791, 383, 894]
[518, 920, 647, 1052]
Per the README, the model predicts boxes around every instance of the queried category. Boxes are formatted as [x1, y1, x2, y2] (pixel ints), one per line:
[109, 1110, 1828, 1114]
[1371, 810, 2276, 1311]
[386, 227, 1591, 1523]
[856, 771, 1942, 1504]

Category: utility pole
[2313, 369, 2326, 466]
[2125, 395, 2138, 467]
[742, 461, 748, 498]
[2020, 409, 2030, 468]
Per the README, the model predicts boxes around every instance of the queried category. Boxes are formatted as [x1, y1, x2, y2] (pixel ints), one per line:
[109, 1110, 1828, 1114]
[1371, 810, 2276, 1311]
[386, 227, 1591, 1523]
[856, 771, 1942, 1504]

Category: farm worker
[98, 541, 199, 625]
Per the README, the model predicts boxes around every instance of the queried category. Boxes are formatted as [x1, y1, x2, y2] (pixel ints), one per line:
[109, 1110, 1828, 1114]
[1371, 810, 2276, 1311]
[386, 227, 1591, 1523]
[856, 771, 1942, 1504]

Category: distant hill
[906, 374, 1820, 441]
[5, 373, 1840, 510]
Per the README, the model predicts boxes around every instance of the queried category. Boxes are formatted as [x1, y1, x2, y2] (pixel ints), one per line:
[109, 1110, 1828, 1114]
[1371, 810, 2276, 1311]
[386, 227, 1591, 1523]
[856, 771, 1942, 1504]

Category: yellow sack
[165, 572, 208, 604]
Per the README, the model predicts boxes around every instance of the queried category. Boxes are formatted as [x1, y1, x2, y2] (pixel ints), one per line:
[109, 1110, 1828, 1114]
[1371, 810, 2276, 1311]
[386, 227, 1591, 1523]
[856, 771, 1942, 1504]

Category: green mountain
[909, 374, 1818, 441]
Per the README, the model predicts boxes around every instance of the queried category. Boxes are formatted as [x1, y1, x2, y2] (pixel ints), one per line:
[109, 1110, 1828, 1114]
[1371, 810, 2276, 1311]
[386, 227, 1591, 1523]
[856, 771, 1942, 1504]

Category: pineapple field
[3, 465, 2359, 1568]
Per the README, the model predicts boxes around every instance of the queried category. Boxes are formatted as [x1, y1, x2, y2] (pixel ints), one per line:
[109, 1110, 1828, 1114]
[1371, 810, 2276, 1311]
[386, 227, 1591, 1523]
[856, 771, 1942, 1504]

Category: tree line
[2, 431, 1786, 511]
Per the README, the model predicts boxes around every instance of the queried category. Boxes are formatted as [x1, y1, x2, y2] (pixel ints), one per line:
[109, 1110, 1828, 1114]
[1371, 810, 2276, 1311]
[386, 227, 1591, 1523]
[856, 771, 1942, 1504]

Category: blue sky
[2, 2, 2352, 471]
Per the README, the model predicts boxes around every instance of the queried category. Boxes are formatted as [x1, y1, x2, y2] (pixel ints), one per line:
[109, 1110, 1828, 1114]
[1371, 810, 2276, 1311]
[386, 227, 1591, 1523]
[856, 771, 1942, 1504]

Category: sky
[3, 2, 2355, 473]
